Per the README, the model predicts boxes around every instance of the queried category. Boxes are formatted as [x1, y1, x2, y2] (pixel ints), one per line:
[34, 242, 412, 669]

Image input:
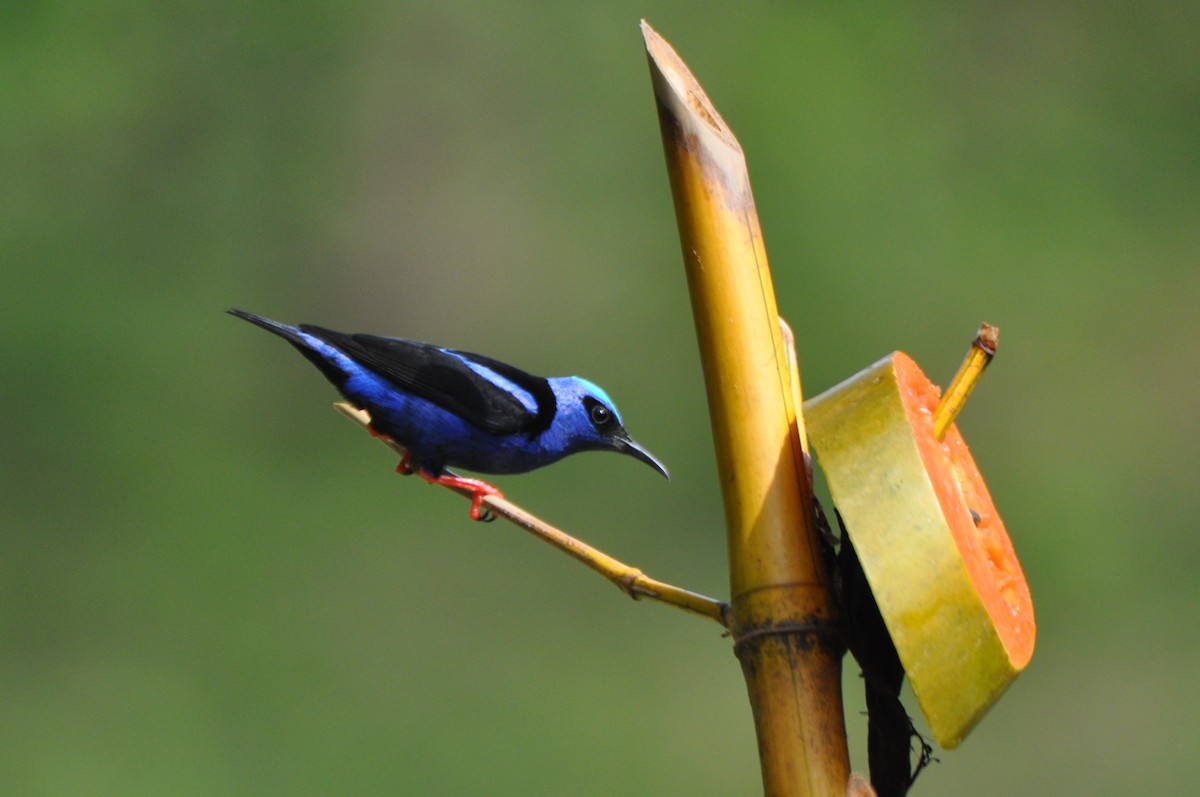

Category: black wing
[300, 325, 555, 436]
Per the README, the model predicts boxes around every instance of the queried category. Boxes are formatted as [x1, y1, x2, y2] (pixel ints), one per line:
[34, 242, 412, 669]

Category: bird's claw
[470, 496, 498, 523]
[416, 469, 504, 522]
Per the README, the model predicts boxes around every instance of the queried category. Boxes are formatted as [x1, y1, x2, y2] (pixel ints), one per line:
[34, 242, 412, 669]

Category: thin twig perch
[334, 402, 730, 627]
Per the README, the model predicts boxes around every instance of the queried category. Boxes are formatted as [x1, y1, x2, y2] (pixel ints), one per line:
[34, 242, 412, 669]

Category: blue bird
[229, 309, 668, 519]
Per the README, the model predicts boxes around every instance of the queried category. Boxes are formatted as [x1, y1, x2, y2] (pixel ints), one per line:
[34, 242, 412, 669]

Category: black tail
[228, 309, 351, 389]
[227, 308, 307, 343]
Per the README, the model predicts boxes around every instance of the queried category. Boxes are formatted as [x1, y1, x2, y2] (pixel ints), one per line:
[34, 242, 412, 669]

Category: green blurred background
[4, 2, 1197, 795]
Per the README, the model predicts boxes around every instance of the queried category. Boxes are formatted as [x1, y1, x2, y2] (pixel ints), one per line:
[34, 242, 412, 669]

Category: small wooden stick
[333, 402, 730, 627]
[933, 323, 999, 441]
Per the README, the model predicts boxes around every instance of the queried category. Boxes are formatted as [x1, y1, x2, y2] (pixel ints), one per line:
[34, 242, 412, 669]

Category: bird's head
[549, 378, 669, 479]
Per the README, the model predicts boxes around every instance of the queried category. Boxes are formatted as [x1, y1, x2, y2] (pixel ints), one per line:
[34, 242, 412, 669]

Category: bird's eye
[583, 395, 617, 430]
[589, 403, 611, 427]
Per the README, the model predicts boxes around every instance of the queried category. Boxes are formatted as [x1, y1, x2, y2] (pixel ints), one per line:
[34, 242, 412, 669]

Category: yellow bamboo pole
[334, 402, 730, 626]
[643, 21, 850, 797]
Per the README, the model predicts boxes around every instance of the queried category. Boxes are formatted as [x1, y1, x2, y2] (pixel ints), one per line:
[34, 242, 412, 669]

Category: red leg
[363, 424, 413, 474]
[395, 449, 415, 475]
[416, 469, 504, 521]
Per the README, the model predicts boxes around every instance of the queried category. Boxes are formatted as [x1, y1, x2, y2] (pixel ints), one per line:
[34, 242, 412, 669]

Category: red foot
[417, 470, 504, 521]
[395, 450, 415, 475]
[366, 424, 392, 442]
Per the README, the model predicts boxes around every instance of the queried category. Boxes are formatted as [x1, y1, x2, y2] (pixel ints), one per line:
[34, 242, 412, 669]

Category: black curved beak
[612, 433, 670, 480]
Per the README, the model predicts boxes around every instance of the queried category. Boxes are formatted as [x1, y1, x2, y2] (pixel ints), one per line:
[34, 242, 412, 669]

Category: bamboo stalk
[643, 20, 850, 797]
[333, 402, 730, 626]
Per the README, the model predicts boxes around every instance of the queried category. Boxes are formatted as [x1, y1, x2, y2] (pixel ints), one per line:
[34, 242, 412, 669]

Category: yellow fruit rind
[804, 353, 1033, 748]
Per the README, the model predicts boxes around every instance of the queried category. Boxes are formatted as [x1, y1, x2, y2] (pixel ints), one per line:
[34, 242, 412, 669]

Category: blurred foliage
[3, 2, 1198, 795]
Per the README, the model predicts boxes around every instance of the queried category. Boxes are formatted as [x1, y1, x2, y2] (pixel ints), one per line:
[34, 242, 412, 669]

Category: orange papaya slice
[804, 352, 1035, 748]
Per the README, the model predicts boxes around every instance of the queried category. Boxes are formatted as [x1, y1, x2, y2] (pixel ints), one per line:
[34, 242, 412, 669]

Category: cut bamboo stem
[334, 402, 730, 626]
[643, 20, 849, 797]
